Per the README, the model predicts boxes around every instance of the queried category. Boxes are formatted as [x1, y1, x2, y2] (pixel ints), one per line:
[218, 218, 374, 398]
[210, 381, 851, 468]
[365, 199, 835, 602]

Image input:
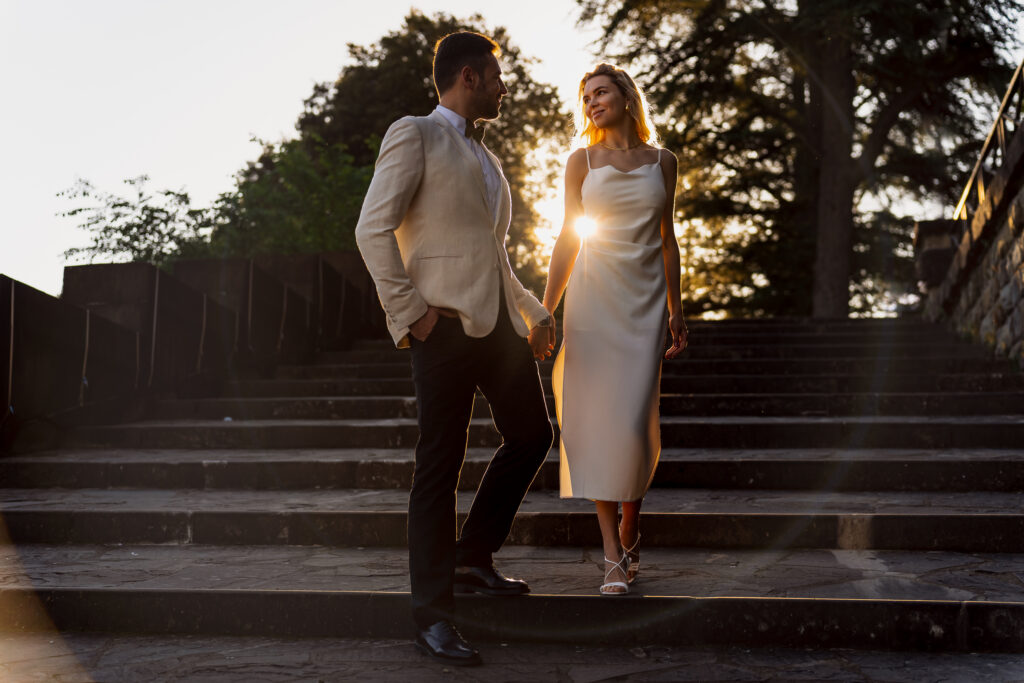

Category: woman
[542, 63, 688, 595]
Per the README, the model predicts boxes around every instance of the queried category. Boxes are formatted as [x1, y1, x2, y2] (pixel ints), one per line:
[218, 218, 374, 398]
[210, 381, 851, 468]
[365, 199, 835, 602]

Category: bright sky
[0, 0, 603, 296]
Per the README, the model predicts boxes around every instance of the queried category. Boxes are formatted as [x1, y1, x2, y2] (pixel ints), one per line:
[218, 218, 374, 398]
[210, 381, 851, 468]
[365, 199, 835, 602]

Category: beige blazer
[355, 110, 548, 348]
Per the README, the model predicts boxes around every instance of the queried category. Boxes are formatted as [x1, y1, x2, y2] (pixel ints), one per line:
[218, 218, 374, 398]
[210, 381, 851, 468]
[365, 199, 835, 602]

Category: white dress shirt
[435, 105, 501, 220]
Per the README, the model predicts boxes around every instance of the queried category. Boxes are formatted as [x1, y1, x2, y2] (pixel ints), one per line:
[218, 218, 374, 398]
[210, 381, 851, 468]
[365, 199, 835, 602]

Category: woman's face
[583, 75, 627, 129]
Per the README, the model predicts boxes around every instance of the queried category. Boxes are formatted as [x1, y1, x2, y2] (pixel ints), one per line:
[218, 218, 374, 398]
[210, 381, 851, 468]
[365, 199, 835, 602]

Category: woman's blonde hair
[575, 63, 658, 148]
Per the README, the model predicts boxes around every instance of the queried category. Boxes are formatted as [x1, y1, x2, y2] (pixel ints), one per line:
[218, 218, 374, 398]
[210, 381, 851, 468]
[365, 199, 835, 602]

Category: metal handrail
[953, 57, 1024, 223]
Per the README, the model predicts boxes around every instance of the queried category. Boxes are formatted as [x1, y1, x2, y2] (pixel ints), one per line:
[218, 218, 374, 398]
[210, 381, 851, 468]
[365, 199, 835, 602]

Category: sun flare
[575, 216, 597, 239]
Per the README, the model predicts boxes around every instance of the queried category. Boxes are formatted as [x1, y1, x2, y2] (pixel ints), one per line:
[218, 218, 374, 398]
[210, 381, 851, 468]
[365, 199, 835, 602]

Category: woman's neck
[600, 124, 639, 150]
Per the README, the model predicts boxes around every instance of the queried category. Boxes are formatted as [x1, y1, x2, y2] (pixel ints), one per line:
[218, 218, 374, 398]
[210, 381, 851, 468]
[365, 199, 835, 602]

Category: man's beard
[475, 87, 501, 120]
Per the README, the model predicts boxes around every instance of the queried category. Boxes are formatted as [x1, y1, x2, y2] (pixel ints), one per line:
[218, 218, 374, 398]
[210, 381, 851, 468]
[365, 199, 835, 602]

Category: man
[354, 31, 555, 667]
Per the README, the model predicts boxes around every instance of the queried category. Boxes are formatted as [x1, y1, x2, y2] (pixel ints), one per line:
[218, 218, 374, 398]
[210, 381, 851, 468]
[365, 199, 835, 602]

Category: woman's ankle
[602, 542, 623, 560]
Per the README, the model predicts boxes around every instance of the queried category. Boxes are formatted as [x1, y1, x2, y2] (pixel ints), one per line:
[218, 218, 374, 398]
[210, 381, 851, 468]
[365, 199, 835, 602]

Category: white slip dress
[552, 147, 668, 501]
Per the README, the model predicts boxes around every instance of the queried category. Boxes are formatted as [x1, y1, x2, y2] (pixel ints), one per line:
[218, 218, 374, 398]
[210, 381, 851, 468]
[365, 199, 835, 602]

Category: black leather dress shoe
[415, 620, 481, 666]
[454, 565, 530, 595]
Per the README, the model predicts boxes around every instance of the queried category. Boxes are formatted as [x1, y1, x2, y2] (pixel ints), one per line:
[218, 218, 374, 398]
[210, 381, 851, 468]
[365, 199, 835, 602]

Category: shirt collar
[435, 105, 469, 138]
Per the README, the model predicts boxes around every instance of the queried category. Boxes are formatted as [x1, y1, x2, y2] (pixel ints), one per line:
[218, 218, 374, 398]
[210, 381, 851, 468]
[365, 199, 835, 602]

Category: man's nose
[499, 81, 508, 95]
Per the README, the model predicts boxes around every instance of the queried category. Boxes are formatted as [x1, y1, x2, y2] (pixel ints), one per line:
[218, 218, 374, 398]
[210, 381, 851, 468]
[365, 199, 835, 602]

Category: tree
[65, 11, 567, 283]
[291, 10, 569, 288]
[207, 133, 373, 257]
[59, 176, 213, 266]
[581, 0, 1023, 317]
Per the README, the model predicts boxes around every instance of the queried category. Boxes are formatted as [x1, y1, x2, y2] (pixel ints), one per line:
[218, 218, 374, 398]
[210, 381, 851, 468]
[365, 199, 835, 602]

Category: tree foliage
[59, 176, 213, 266]
[62, 11, 567, 290]
[291, 10, 569, 286]
[207, 133, 373, 256]
[581, 0, 1023, 316]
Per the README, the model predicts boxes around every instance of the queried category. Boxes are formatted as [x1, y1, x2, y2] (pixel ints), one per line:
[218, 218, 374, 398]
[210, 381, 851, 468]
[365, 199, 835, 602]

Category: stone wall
[921, 61, 1024, 365]
[925, 184, 1024, 362]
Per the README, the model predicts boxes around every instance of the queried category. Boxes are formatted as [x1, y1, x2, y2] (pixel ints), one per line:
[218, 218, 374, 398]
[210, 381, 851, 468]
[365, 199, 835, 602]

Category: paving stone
[4, 634, 1024, 682]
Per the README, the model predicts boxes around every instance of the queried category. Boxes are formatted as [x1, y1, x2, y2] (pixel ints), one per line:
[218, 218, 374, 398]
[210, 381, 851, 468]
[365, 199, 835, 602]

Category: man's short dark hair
[432, 31, 501, 95]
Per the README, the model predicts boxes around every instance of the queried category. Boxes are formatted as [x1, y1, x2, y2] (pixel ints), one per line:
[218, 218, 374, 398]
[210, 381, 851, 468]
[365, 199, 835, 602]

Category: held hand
[409, 307, 441, 342]
[665, 313, 688, 359]
[528, 321, 556, 360]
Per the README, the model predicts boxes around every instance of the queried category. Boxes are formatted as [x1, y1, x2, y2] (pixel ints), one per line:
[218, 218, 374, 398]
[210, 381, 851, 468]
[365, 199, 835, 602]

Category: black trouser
[407, 298, 552, 628]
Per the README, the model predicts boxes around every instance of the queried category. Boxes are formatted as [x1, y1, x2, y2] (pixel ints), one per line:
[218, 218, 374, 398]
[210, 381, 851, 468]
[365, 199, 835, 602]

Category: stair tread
[313, 347, 990, 363]
[3, 486, 1024, 515]
[226, 372, 1024, 385]
[284, 357, 1011, 371]
[3, 543, 1024, 603]
[5, 634, 1019, 683]
[301, 352, 998, 366]
[158, 390, 1024, 403]
[81, 414, 1024, 428]
[13, 446, 1024, 464]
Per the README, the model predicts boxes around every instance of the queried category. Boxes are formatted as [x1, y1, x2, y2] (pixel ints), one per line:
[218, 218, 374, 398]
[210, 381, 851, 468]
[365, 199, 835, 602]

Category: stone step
[66, 415, 1024, 450]
[353, 328, 962, 346]
[347, 320, 955, 350]
[317, 342, 985, 365]
[147, 391, 1024, 421]
[276, 356, 1013, 379]
[2, 544, 1024, 651]
[7, 448, 1024, 493]
[7, 635, 1021, 681]
[4, 487, 1024, 551]
[222, 372, 1024, 397]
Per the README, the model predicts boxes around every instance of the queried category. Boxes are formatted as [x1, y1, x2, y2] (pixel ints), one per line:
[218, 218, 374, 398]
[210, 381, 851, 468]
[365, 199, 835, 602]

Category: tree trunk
[792, 69, 821, 316]
[811, 19, 856, 319]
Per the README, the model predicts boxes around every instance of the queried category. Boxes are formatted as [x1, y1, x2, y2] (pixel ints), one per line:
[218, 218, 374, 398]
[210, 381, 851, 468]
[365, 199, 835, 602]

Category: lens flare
[575, 216, 597, 239]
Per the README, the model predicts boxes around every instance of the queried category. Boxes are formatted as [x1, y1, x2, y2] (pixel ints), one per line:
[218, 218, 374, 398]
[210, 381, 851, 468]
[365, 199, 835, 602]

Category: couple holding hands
[355, 30, 687, 667]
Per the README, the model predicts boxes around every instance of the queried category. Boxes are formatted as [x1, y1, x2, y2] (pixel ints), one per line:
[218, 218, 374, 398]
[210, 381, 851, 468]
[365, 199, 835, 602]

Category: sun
[532, 198, 598, 250]
[575, 216, 597, 239]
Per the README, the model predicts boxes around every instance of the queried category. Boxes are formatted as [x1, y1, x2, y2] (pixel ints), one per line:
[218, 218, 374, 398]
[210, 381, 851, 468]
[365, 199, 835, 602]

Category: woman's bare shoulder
[565, 147, 590, 176]
[567, 147, 590, 164]
[657, 147, 678, 171]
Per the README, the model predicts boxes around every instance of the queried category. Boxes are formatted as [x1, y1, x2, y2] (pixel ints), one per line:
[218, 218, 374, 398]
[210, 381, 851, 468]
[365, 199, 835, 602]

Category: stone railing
[917, 58, 1024, 362]
[1, 274, 140, 445]
[1, 251, 384, 452]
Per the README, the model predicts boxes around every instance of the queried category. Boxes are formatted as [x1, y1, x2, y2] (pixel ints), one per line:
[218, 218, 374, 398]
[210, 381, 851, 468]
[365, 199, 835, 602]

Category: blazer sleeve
[502, 248, 549, 330]
[355, 118, 429, 339]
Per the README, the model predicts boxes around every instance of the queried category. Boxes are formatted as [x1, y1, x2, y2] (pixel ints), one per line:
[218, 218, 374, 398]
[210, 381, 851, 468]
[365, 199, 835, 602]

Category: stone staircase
[3, 317, 1024, 652]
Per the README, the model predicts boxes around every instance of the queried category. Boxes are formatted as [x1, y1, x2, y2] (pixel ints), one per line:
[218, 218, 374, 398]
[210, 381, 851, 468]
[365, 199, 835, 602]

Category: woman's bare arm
[542, 148, 589, 315]
[658, 149, 688, 358]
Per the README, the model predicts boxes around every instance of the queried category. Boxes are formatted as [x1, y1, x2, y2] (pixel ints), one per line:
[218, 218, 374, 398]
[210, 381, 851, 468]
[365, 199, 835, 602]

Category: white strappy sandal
[600, 551, 631, 595]
[623, 533, 641, 585]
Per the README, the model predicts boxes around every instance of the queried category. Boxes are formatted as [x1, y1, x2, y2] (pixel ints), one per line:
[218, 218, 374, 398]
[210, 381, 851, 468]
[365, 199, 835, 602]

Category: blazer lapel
[482, 144, 511, 233]
[427, 110, 490, 211]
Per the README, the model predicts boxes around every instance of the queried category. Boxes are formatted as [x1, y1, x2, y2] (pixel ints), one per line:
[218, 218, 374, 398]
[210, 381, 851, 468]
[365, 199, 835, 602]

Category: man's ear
[459, 64, 478, 89]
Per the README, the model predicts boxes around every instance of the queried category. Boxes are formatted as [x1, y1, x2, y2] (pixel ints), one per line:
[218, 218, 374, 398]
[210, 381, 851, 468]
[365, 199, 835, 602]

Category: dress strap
[584, 147, 592, 170]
